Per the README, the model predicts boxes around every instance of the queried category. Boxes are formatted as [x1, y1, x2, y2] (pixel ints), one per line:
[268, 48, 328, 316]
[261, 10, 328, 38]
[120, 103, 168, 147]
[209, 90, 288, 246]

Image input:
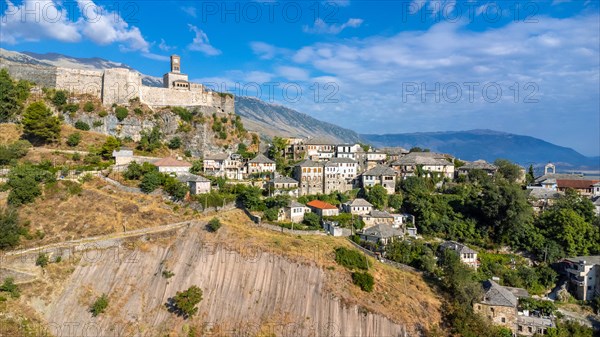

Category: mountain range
[1, 49, 596, 169]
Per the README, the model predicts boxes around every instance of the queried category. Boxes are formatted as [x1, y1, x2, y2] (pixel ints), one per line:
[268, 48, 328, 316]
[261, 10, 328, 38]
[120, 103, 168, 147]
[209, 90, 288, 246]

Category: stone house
[112, 148, 134, 166]
[457, 160, 497, 176]
[294, 159, 324, 196]
[324, 157, 358, 194]
[306, 200, 339, 217]
[556, 179, 600, 196]
[361, 165, 397, 194]
[176, 173, 211, 195]
[247, 153, 276, 176]
[439, 241, 478, 269]
[203, 153, 245, 180]
[153, 157, 192, 174]
[342, 198, 373, 215]
[391, 152, 455, 179]
[360, 210, 395, 228]
[268, 176, 299, 198]
[279, 201, 311, 223]
[359, 224, 404, 246]
[365, 150, 387, 169]
[558, 256, 600, 301]
[304, 138, 336, 161]
[526, 188, 563, 214]
[380, 147, 409, 163]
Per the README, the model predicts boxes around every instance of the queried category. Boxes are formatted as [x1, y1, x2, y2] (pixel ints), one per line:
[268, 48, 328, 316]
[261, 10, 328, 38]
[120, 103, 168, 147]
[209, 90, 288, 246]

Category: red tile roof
[306, 200, 338, 210]
[153, 157, 192, 167]
[556, 179, 599, 189]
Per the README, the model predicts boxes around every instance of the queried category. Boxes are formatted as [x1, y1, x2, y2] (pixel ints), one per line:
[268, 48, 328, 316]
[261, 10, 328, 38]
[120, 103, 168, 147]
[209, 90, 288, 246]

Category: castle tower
[171, 55, 181, 73]
[544, 163, 555, 175]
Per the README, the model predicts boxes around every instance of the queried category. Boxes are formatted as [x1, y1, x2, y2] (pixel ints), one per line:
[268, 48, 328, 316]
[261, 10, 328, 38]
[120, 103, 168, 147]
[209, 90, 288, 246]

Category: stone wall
[140, 86, 234, 114]
[55, 67, 104, 98]
[1, 61, 57, 88]
[101, 68, 143, 106]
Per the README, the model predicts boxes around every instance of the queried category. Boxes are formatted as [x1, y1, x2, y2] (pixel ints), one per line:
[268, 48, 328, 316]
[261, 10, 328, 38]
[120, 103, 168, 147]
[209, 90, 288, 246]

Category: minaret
[171, 55, 181, 73]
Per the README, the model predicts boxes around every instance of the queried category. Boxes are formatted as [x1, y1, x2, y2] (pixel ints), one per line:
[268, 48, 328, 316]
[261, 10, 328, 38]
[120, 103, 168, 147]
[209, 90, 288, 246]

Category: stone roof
[527, 188, 563, 199]
[379, 147, 410, 155]
[287, 201, 306, 208]
[361, 224, 404, 239]
[153, 157, 192, 167]
[460, 160, 497, 171]
[295, 159, 322, 168]
[204, 153, 230, 161]
[367, 210, 394, 218]
[481, 279, 518, 307]
[516, 316, 555, 328]
[392, 154, 451, 166]
[440, 241, 477, 255]
[592, 196, 600, 206]
[271, 176, 298, 184]
[326, 157, 357, 165]
[249, 153, 275, 164]
[362, 165, 396, 177]
[347, 198, 373, 207]
[504, 286, 529, 299]
[306, 200, 338, 210]
[563, 256, 600, 265]
[534, 173, 583, 184]
[176, 173, 210, 183]
[304, 137, 336, 145]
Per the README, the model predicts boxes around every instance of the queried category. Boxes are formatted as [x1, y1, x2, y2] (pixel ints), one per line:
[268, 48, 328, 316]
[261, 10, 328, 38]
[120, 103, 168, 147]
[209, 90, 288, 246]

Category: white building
[561, 256, 600, 301]
[342, 198, 373, 215]
[153, 157, 192, 174]
[440, 241, 479, 269]
[361, 165, 397, 194]
[247, 153, 276, 176]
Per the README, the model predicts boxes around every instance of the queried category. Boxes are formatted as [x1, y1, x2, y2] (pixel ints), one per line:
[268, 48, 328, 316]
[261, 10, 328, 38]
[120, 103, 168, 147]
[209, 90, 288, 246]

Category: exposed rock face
[37, 225, 417, 337]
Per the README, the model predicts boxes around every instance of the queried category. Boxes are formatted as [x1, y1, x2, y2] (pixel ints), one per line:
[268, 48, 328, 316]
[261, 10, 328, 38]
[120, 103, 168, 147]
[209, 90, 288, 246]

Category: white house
[440, 241, 478, 269]
[153, 157, 192, 174]
[247, 153, 276, 176]
[176, 173, 211, 194]
[342, 198, 373, 215]
[280, 201, 311, 223]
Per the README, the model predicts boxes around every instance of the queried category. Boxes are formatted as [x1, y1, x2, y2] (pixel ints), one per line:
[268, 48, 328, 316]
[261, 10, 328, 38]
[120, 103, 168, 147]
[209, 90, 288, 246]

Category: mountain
[235, 96, 360, 143]
[1, 48, 358, 143]
[362, 130, 599, 170]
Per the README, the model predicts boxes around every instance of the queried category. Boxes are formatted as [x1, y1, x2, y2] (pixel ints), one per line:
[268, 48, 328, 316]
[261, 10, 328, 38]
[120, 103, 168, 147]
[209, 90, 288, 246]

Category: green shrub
[22, 101, 61, 143]
[351, 271, 374, 292]
[63, 103, 79, 114]
[168, 137, 182, 149]
[0, 208, 24, 250]
[0, 277, 20, 298]
[140, 171, 164, 193]
[115, 106, 128, 121]
[303, 212, 321, 229]
[171, 285, 203, 318]
[74, 121, 90, 131]
[264, 208, 279, 221]
[334, 247, 368, 270]
[90, 294, 109, 317]
[66, 133, 81, 147]
[92, 120, 103, 128]
[218, 131, 227, 139]
[207, 218, 221, 232]
[52, 90, 67, 106]
[162, 270, 175, 279]
[83, 102, 95, 112]
[36, 253, 49, 268]
[173, 107, 193, 122]
[98, 110, 108, 117]
[71, 152, 81, 161]
[133, 108, 143, 115]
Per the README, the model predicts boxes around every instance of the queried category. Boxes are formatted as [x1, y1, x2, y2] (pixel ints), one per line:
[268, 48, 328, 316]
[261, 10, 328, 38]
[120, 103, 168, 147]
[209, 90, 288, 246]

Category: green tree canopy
[366, 184, 388, 210]
[171, 285, 203, 318]
[22, 101, 61, 144]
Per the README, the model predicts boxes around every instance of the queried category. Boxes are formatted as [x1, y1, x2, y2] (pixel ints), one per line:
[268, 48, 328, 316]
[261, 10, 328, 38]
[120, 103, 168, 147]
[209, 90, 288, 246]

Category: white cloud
[0, 0, 150, 53]
[159, 38, 174, 52]
[187, 25, 221, 56]
[180, 6, 197, 17]
[0, 0, 81, 44]
[249, 41, 290, 60]
[276, 66, 310, 81]
[303, 18, 363, 34]
[141, 52, 169, 61]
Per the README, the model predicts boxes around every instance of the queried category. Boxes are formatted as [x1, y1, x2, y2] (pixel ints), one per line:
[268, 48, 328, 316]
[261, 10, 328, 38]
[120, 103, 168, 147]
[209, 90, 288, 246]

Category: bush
[83, 102, 95, 112]
[171, 285, 203, 318]
[173, 106, 193, 122]
[90, 294, 109, 317]
[133, 108, 143, 115]
[63, 103, 79, 114]
[0, 140, 32, 165]
[71, 152, 81, 161]
[115, 106, 128, 121]
[334, 247, 368, 270]
[168, 137, 182, 149]
[163, 176, 189, 201]
[98, 110, 108, 117]
[22, 101, 61, 143]
[92, 120, 103, 128]
[74, 121, 90, 131]
[303, 212, 321, 229]
[52, 90, 67, 106]
[0, 209, 24, 250]
[264, 208, 279, 221]
[6, 164, 51, 206]
[66, 133, 81, 147]
[123, 162, 157, 180]
[162, 270, 175, 279]
[352, 271, 374, 292]
[0, 277, 20, 298]
[36, 253, 49, 268]
[207, 218, 221, 232]
[218, 131, 227, 140]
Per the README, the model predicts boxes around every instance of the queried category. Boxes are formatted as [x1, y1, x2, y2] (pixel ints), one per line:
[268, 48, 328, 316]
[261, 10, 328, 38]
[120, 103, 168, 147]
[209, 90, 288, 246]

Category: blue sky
[1, 0, 599, 156]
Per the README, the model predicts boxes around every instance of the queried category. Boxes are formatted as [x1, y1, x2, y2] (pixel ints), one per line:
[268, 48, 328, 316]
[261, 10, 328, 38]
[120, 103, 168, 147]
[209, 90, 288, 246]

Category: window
[501, 317, 505, 323]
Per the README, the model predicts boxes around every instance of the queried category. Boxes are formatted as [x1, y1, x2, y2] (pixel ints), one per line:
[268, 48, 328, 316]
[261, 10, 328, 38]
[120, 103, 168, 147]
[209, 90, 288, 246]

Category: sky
[1, 0, 599, 156]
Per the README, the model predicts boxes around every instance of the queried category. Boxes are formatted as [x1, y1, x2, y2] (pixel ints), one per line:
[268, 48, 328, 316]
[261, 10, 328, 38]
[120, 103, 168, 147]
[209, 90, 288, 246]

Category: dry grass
[16, 178, 194, 248]
[0, 123, 23, 144]
[210, 209, 444, 332]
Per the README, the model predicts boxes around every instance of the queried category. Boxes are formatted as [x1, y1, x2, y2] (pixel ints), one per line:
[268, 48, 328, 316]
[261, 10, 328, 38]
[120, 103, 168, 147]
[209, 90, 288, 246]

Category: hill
[1, 48, 359, 143]
[362, 129, 599, 170]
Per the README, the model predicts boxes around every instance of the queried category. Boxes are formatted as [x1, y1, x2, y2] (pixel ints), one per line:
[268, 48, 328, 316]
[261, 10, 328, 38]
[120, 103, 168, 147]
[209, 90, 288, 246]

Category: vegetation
[115, 106, 128, 121]
[207, 217, 221, 232]
[170, 285, 203, 318]
[5, 164, 54, 206]
[0, 278, 20, 298]
[137, 127, 162, 152]
[83, 101, 95, 112]
[0, 69, 30, 121]
[90, 294, 109, 317]
[22, 101, 61, 143]
[140, 171, 164, 193]
[302, 212, 321, 229]
[0, 209, 25, 250]
[334, 247, 368, 270]
[52, 90, 67, 107]
[351, 271, 374, 292]
[74, 120, 90, 131]
[366, 184, 388, 209]
[66, 132, 81, 147]
[168, 137, 182, 149]
[162, 270, 175, 279]
[0, 140, 31, 165]
[35, 253, 49, 268]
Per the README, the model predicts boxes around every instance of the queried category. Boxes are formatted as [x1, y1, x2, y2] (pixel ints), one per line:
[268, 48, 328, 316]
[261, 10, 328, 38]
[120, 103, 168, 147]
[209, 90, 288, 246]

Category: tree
[0, 140, 31, 165]
[0, 69, 22, 121]
[168, 137, 182, 149]
[163, 176, 189, 201]
[22, 101, 61, 143]
[138, 127, 162, 152]
[366, 184, 388, 210]
[526, 165, 535, 185]
[207, 217, 221, 232]
[494, 159, 522, 183]
[66, 133, 81, 147]
[35, 253, 49, 268]
[100, 136, 121, 159]
[537, 208, 596, 257]
[303, 212, 321, 228]
[52, 90, 67, 106]
[171, 285, 203, 318]
[90, 294, 109, 317]
[264, 207, 279, 221]
[0, 277, 20, 298]
[115, 106, 128, 121]
[140, 171, 164, 193]
[6, 164, 52, 206]
[0, 209, 24, 250]
[388, 193, 403, 211]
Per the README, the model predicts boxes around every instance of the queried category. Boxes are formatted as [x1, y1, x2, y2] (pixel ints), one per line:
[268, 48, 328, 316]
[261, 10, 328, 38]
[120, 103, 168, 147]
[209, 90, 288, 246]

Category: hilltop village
[0, 58, 599, 337]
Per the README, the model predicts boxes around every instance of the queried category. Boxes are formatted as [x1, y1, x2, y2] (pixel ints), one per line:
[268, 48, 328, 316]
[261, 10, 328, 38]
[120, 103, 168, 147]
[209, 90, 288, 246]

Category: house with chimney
[247, 153, 276, 177]
[361, 165, 397, 194]
[440, 241, 479, 269]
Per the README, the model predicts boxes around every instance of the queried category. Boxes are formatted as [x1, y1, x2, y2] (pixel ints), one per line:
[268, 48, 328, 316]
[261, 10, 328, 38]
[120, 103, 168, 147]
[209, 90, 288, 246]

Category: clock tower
[171, 55, 181, 73]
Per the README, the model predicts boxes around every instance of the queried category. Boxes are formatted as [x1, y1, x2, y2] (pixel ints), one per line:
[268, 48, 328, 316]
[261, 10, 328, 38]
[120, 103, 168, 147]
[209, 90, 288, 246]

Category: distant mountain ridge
[0, 48, 358, 143]
[361, 130, 599, 170]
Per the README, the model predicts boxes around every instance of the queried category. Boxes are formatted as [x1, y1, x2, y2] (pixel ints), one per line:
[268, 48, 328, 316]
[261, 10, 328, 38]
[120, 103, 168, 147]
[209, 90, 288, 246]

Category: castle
[1, 54, 234, 114]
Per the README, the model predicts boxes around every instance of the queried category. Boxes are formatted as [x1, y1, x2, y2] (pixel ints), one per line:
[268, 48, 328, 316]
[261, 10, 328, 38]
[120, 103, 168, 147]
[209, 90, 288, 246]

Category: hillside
[1, 49, 359, 143]
[362, 130, 600, 170]
[235, 96, 360, 143]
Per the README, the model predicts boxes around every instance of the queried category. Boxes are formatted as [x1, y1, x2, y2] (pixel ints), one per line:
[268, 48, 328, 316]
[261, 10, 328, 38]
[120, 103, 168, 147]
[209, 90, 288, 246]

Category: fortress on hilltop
[1, 54, 234, 113]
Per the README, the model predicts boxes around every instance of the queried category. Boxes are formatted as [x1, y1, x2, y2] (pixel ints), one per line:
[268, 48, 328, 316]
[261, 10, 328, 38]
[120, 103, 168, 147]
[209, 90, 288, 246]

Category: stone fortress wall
[1, 58, 234, 114]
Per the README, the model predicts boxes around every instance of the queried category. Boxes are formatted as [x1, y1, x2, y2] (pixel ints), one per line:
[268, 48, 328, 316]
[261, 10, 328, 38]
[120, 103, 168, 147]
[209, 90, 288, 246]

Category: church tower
[171, 55, 181, 73]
